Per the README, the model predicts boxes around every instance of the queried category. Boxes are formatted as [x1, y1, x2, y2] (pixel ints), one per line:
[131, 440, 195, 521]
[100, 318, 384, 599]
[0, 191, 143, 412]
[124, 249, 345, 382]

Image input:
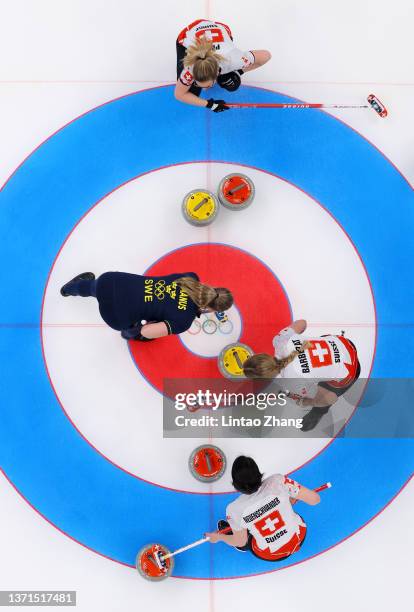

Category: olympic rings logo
[154, 279, 166, 300]
[187, 314, 234, 336]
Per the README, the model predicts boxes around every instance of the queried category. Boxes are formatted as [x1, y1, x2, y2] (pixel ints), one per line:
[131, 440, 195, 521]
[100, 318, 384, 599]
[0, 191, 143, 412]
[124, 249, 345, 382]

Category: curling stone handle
[232, 350, 243, 369]
[227, 183, 245, 196]
[193, 197, 209, 211]
[204, 451, 213, 473]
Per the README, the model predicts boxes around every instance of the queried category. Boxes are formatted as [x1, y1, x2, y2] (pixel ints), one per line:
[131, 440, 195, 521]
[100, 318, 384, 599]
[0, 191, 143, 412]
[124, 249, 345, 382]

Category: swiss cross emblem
[183, 70, 193, 84]
[308, 340, 333, 368]
[254, 510, 285, 536]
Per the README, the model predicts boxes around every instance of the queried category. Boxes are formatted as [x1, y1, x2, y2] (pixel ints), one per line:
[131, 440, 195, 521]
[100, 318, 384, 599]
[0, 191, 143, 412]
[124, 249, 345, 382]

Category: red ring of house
[129, 243, 291, 394]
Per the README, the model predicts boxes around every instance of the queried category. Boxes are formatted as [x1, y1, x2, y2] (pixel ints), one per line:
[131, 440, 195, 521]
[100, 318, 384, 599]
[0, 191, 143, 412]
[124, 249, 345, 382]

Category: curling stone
[189, 445, 226, 483]
[136, 543, 174, 581]
[218, 173, 255, 211]
[182, 189, 219, 226]
[218, 342, 253, 378]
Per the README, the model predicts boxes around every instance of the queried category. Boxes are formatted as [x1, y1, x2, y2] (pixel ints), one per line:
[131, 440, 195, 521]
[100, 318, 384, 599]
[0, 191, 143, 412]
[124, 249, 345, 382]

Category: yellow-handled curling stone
[218, 342, 253, 378]
[218, 173, 255, 210]
[182, 189, 219, 226]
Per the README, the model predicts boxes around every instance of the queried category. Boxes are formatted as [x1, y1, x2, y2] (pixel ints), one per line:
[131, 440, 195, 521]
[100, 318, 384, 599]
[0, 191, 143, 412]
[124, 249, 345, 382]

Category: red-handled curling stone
[189, 444, 227, 482]
[218, 173, 255, 210]
[136, 543, 174, 581]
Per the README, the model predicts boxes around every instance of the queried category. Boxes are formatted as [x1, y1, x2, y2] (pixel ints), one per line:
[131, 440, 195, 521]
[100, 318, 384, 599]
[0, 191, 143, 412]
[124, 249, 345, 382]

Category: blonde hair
[243, 342, 312, 379]
[176, 276, 233, 311]
[183, 37, 223, 83]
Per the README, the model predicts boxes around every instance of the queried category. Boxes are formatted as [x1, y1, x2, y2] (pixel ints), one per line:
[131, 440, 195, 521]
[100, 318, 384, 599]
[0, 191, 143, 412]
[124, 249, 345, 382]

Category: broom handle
[161, 482, 332, 560]
[161, 528, 231, 560]
[226, 102, 368, 109]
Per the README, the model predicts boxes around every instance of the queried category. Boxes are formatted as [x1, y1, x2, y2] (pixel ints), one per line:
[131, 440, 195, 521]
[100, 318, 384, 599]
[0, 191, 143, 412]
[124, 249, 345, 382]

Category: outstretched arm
[242, 50, 271, 73]
[174, 81, 229, 112]
[296, 484, 321, 505]
[301, 385, 337, 408]
[140, 322, 169, 339]
[174, 80, 208, 107]
[205, 528, 248, 547]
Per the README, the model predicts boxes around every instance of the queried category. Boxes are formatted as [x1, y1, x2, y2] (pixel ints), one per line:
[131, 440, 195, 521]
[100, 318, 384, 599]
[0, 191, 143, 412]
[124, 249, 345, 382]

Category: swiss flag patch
[182, 70, 194, 85]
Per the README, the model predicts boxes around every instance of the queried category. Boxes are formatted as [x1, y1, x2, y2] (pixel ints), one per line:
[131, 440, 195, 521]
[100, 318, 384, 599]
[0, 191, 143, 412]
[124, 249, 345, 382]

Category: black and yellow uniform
[95, 271, 200, 334]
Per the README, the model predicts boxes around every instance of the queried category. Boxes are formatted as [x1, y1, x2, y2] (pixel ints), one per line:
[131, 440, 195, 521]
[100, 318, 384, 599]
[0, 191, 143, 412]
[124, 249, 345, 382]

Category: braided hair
[176, 276, 233, 311]
[243, 342, 312, 379]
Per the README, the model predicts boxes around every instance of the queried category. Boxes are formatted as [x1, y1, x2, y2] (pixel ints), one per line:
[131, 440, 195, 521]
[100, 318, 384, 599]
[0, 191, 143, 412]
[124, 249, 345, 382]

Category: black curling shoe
[60, 272, 95, 297]
[217, 519, 248, 552]
[217, 520, 232, 534]
[300, 406, 330, 432]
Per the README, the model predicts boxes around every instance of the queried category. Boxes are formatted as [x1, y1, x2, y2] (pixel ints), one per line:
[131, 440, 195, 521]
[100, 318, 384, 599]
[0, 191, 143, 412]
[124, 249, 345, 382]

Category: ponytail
[176, 276, 233, 311]
[243, 342, 312, 379]
[183, 37, 223, 82]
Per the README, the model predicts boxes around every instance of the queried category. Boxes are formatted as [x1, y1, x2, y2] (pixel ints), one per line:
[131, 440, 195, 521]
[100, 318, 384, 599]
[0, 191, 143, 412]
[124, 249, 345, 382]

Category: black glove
[206, 99, 230, 113]
[217, 70, 242, 92]
[121, 322, 154, 341]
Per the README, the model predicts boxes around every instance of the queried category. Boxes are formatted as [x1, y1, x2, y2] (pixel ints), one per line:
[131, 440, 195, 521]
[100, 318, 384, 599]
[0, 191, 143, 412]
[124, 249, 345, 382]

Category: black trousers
[319, 361, 361, 398]
[319, 337, 361, 399]
[63, 277, 140, 337]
